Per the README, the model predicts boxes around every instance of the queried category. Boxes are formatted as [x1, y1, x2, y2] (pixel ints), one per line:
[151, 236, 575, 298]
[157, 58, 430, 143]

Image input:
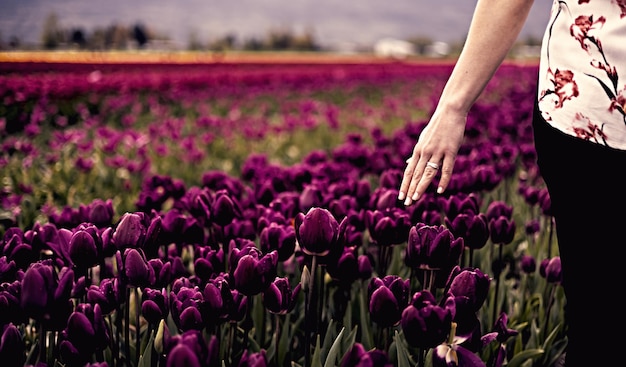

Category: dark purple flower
[444, 213, 489, 250]
[229, 246, 278, 296]
[112, 212, 146, 249]
[87, 199, 115, 228]
[540, 257, 562, 284]
[69, 223, 101, 272]
[0, 323, 25, 367]
[263, 277, 301, 315]
[357, 254, 373, 281]
[488, 214, 516, 245]
[123, 248, 155, 287]
[142, 287, 169, 325]
[59, 303, 110, 366]
[340, 343, 393, 367]
[166, 344, 201, 367]
[326, 246, 359, 286]
[368, 275, 410, 327]
[21, 262, 74, 330]
[170, 285, 204, 332]
[212, 190, 242, 226]
[446, 267, 491, 312]
[520, 254, 536, 274]
[401, 290, 455, 349]
[294, 207, 341, 257]
[485, 201, 513, 221]
[238, 349, 268, 367]
[364, 208, 411, 247]
[259, 222, 296, 262]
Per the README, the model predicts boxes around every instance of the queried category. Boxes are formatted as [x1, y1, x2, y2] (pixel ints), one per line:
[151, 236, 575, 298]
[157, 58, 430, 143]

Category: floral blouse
[537, 0, 626, 149]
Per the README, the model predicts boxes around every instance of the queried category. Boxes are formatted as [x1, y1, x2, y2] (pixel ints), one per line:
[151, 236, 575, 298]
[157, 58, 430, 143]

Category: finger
[406, 158, 431, 203]
[399, 156, 418, 202]
[435, 156, 455, 194]
[411, 158, 441, 201]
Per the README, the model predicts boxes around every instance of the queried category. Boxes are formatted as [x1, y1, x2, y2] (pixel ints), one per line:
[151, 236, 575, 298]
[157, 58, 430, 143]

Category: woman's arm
[398, 0, 536, 205]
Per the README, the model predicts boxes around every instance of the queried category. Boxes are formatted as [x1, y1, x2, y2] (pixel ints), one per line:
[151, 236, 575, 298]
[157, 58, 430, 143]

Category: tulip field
[0, 54, 565, 367]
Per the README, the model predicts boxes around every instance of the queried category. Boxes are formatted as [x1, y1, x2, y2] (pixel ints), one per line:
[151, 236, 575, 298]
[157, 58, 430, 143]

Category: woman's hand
[398, 107, 467, 205]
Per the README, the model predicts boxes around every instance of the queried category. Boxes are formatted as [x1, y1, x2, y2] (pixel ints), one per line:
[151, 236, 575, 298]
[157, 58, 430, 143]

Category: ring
[426, 162, 440, 170]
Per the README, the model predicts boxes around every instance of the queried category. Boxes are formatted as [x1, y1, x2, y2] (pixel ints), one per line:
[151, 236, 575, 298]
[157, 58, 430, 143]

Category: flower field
[0, 53, 564, 367]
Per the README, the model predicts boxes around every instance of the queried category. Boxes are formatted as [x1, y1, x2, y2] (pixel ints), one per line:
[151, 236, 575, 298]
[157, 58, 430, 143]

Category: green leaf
[137, 329, 155, 367]
[324, 326, 345, 367]
[311, 334, 323, 367]
[394, 330, 411, 367]
[505, 348, 544, 367]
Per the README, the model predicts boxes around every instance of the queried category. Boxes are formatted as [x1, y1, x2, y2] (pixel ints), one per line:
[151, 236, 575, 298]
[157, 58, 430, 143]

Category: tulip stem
[125, 287, 131, 365]
[37, 323, 46, 365]
[492, 243, 503, 327]
[135, 286, 141, 367]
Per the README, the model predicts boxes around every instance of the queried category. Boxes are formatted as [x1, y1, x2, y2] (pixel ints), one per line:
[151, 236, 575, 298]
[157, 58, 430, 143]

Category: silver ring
[426, 162, 440, 170]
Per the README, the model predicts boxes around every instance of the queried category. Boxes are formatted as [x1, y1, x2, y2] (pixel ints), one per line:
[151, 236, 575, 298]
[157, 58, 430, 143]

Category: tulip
[0, 323, 25, 367]
[21, 261, 74, 330]
[142, 287, 169, 325]
[87, 198, 115, 228]
[112, 212, 146, 249]
[446, 267, 491, 313]
[238, 349, 268, 367]
[212, 190, 242, 226]
[59, 303, 109, 366]
[368, 275, 410, 328]
[166, 344, 201, 367]
[259, 222, 297, 262]
[444, 212, 489, 251]
[405, 224, 464, 289]
[123, 248, 154, 287]
[294, 207, 340, 256]
[488, 216, 516, 245]
[340, 343, 393, 367]
[401, 290, 455, 349]
[263, 277, 301, 315]
[69, 223, 101, 273]
[540, 257, 562, 284]
[364, 208, 411, 247]
[229, 246, 278, 296]
[520, 254, 536, 274]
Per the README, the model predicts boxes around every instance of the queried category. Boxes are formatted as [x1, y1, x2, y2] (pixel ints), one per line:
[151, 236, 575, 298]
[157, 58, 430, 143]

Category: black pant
[532, 103, 626, 366]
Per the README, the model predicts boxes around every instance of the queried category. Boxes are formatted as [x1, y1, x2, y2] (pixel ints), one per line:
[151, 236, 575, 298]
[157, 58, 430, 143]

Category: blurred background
[1, 0, 552, 58]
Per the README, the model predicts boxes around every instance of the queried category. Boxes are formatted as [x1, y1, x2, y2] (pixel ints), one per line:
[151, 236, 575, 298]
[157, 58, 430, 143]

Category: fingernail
[411, 193, 419, 201]
[398, 192, 406, 201]
[437, 187, 444, 194]
[404, 197, 412, 206]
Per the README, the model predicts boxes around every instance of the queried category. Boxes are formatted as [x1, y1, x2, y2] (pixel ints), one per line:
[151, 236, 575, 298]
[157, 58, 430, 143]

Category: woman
[398, 0, 626, 365]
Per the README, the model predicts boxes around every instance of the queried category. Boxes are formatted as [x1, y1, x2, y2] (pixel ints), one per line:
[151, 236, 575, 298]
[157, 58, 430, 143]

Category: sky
[1, 0, 553, 49]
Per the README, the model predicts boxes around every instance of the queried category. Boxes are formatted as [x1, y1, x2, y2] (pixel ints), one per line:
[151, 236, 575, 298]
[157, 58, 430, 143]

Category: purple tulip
[540, 257, 562, 284]
[0, 323, 25, 367]
[229, 246, 278, 296]
[259, 222, 296, 262]
[340, 343, 393, 367]
[444, 213, 489, 250]
[21, 261, 74, 330]
[364, 208, 411, 247]
[485, 201, 513, 222]
[170, 285, 204, 331]
[212, 190, 241, 226]
[326, 246, 359, 286]
[489, 216, 516, 245]
[295, 207, 342, 256]
[263, 277, 301, 315]
[142, 287, 169, 325]
[87, 198, 115, 228]
[520, 254, 536, 274]
[401, 290, 455, 349]
[166, 344, 201, 367]
[112, 212, 146, 249]
[123, 248, 155, 287]
[446, 267, 491, 312]
[59, 303, 109, 366]
[368, 275, 410, 327]
[238, 349, 268, 367]
[69, 223, 101, 272]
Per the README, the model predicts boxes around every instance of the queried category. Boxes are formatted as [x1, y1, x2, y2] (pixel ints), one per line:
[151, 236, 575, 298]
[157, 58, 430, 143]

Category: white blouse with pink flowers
[537, 0, 626, 149]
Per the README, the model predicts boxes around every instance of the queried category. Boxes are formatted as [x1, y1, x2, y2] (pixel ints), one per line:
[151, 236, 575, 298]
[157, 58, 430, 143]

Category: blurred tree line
[4, 12, 320, 51]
